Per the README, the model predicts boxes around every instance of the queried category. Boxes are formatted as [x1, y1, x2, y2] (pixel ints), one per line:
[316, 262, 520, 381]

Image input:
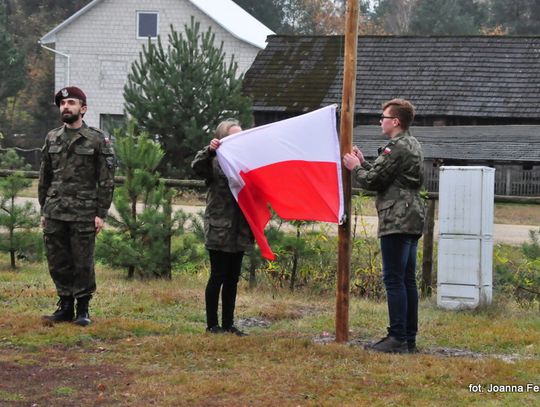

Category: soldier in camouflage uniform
[343, 98, 425, 354]
[191, 119, 253, 336]
[39, 87, 116, 326]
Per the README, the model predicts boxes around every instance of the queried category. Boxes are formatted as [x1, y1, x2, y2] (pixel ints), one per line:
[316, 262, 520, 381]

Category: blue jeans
[380, 234, 420, 342]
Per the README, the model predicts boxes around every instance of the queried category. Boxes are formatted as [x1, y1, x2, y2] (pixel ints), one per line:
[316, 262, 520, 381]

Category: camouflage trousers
[43, 218, 96, 298]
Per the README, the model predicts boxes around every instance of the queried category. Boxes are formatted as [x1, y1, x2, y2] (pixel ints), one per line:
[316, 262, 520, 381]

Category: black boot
[73, 296, 92, 327]
[43, 296, 74, 323]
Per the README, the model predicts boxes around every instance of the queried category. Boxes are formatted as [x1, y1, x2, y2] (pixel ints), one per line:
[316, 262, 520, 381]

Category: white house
[39, 0, 274, 129]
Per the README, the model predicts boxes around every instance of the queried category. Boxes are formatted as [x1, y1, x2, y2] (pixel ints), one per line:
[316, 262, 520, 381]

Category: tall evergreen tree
[124, 18, 253, 177]
[96, 123, 192, 279]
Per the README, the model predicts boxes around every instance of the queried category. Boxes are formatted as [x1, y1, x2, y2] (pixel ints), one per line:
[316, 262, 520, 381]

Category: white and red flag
[216, 105, 344, 260]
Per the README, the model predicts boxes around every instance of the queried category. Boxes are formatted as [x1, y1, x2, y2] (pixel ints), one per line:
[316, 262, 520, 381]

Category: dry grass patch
[92, 333, 540, 406]
[1, 261, 539, 406]
[494, 203, 540, 225]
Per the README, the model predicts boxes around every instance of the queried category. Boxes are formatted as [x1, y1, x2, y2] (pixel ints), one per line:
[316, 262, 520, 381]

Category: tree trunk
[289, 225, 301, 292]
[162, 195, 173, 280]
[248, 249, 258, 289]
[10, 249, 16, 270]
[9, 225, 15, 269]
[127, 184, 137, 279]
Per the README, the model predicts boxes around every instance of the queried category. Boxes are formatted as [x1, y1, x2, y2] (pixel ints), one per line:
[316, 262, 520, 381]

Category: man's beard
[61, 112, 80, 124]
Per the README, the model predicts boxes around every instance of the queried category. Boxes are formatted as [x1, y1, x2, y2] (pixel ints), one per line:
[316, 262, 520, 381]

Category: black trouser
[43, 218, 96, 299]
[206, 250, 244, 329]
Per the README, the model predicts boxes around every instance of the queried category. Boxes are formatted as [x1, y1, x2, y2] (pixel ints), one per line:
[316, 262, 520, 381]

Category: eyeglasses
[380, 115, 396, 120]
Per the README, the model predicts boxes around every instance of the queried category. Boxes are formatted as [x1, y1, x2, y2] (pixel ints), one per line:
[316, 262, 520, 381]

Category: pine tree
[0, 149, 40, 269]
[96, 123, 193, 279]
[124, 17, 253, 177]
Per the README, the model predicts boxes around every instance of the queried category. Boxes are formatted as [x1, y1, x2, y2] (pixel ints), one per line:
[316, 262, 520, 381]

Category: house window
[137, 11, 158, 39]
[100, 114, 125, 134]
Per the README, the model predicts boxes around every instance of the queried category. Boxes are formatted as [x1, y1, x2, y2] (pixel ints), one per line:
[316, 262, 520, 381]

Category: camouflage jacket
[191, 146, 253, 253]
[353, 131, 425, 237]
[38, 122, 116, 222]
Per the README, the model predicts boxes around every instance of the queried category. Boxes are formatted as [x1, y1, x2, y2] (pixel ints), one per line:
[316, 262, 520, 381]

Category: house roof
[39, 0, 274, 49]
[354, 125, 540, 163]
[243, 36, 540, 118]
[189, 0, 274, 49]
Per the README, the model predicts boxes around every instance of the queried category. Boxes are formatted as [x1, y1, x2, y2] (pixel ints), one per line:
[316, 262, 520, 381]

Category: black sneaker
[224, 326, 247, 336]
[364, 336, 407, 354]
[206, 325, 224, 334]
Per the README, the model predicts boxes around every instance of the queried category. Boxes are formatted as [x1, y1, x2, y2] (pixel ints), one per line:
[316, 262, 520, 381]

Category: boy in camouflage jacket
[343, 99, 425, 354]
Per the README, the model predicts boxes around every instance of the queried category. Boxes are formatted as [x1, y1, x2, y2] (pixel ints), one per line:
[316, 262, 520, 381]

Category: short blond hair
[215, 119, 241, 139]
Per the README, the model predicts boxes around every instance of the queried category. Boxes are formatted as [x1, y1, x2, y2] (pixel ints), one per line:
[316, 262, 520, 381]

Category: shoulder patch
[88, 126, 112, 143]
[89, 126, 105, 135]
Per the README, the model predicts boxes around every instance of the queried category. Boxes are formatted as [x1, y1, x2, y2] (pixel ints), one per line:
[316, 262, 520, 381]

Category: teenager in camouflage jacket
[343, 99, 425, 354]
[191, 119, 253, 336]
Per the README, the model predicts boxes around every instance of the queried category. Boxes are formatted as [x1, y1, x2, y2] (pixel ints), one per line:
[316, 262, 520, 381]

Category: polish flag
[216, 105, 344, 260]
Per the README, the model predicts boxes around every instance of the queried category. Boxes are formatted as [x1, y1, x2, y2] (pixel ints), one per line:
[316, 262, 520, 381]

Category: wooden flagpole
[336, 0, 359, 343]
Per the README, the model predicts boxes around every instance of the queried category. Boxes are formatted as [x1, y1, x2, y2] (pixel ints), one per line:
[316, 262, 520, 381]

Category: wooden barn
[354, 125, 540, 196]
[242, 36, 540, 195]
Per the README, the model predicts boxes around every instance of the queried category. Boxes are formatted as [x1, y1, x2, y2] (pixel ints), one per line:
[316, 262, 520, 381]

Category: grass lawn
[0, 258, 538, 406]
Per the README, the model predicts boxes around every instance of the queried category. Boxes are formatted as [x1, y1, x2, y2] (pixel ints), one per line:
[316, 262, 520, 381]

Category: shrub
[493, 242, 540, 308]
[522, 228, 540, 260]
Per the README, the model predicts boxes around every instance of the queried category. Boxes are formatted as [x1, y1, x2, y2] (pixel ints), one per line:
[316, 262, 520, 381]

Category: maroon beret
[55, 86, 87, 106]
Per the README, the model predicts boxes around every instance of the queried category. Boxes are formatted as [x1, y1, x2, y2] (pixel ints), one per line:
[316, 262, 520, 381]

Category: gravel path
[20, 198, 537, 245]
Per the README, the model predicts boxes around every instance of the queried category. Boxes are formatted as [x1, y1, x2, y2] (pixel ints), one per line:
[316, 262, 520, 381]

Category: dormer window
[137, 11, 158, 39]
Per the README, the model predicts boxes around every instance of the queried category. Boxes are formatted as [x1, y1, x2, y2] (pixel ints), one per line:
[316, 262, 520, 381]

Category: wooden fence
[423, 162, 540, 196]
[8, 145, 540, 197]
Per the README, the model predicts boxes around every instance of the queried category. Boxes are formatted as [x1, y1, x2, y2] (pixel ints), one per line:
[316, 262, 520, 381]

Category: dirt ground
[0, 346, 133, 406]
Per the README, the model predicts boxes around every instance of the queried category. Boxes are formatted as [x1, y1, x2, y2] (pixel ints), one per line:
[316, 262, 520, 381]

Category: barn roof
[243, 36, 540, 118]
[354, 125, 540, 163]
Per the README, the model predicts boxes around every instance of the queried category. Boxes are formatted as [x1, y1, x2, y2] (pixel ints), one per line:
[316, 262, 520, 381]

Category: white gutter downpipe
[39, 42, 71, 87]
